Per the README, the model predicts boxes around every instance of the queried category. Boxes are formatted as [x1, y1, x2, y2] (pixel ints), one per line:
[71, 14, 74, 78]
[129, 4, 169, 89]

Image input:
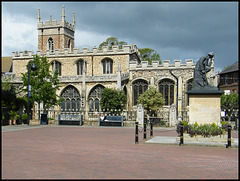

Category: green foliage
[8, 110, 19, 120]
[99, 37, 127, 50]
[221, 93, 238, 109]
[182, 120, 188, 127]
[100, 88, 127, 114]
[21, 55, 62, 112]
[1, 80, 27, 121]
[176, 121, 226, 137]
[138, 48, 161, 65]
[221, 120, 227, 127]
[21, 114, 28, 121]
[137, 87, 165, 116]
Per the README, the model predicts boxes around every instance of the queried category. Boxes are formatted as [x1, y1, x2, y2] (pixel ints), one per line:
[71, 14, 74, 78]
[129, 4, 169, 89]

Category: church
[6, 6, 218, 126]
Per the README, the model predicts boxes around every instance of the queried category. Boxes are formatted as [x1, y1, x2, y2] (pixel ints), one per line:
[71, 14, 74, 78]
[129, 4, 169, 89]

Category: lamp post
[27, 62, 37, 126]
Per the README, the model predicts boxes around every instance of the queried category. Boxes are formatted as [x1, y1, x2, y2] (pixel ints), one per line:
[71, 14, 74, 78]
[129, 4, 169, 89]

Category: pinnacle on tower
[61, 5, 65, 21]
[73, 12, 75, 26]
[37, 8, 41, 22]
[49, 14, 52, 23]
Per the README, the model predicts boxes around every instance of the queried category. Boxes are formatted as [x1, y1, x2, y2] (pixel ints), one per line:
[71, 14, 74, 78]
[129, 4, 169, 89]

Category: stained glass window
[159, 79, 175, 106]
[60, 86, 81, 112]
[132, 79, 148, 105]
[88, 85, 104, 112]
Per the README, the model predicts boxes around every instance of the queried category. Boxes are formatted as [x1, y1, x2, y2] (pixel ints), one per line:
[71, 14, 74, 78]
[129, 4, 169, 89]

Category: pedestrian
[100, 113, 105, 121]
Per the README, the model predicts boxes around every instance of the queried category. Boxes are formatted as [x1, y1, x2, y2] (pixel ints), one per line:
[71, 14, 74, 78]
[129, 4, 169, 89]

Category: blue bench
[99, 116, 123, 127]
[58, 114, 83, 126]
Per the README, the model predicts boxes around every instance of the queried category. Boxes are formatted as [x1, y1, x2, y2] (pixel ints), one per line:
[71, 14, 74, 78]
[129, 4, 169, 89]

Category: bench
[99, 116, 123, 127]
[58, 114, 83, 126]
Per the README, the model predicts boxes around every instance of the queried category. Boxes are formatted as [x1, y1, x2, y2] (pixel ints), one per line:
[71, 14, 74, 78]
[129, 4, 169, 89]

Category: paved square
[2, 126, 238, 179]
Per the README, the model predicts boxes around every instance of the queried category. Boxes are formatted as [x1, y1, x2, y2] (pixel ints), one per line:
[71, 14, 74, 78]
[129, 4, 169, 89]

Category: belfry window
[88, 85, 104, 112]
[48, 38, 54, 52]
[132, 79, 148, 105]
[68, 39, 71, 49]
[102, 58, 113, 74]
[61, 86, 81, 112]
[51, 60, 61, 76]
[159, 79, 175, 106]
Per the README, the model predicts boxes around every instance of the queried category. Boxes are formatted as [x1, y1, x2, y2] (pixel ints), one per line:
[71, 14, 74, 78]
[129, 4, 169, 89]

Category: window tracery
[159, 79, 175, 106]
[132, 79, 148, 105]
[60, 86, 81, 112]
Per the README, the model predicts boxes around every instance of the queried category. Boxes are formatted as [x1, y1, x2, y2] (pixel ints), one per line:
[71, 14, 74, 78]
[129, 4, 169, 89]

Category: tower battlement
[37, 5, 75, 30]
[37, 17, 75, 32]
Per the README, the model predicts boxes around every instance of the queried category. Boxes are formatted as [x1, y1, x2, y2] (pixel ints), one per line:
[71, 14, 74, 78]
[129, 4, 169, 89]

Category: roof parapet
[12, 44, 140, 58]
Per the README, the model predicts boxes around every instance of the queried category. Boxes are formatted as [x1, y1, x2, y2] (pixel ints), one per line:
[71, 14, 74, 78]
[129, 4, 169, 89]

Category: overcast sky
[2, 1, 238, 72]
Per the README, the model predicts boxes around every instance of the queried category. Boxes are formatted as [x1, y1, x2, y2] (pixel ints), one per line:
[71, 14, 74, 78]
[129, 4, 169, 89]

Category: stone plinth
[187, 86, 223, 125]
[176, 133, 234, 143]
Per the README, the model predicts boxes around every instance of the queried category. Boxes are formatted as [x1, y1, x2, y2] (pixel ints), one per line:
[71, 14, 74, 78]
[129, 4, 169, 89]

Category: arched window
[159, 79, 175, 106]
[132, 79, 148, 106]
[102, 58, 113, 74]
[60, 86, 81, 112]
[51, 60, 61, 76]
[48, 38, 54, 52]
[76, 59, 86, 75]
[186, 78, 193, 106]
[88, 85, 104, 112]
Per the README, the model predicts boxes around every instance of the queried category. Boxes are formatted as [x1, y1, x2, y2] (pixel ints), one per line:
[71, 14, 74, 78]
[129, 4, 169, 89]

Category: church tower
[37, 5, 75, 53]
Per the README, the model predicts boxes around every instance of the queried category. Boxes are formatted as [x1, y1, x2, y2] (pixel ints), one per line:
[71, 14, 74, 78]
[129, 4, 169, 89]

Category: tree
[138, 48, 161, 65]
[137, 87, 165, 119]
[99, 37, 127, 50]
[21, 55, 63, 119]
[1, 80, 27, 124]
[221, 93, 239, 110]
[99, 37, 161, 64]
[100, 88, 127, 114]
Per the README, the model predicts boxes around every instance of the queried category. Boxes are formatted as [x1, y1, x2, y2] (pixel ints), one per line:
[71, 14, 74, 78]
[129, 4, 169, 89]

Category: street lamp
[27, 62, 37, 126]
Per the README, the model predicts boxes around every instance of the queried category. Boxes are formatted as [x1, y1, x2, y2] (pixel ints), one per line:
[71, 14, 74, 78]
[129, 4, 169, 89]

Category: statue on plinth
[193, 52, 214, 88]
[188, 51, 223, 94]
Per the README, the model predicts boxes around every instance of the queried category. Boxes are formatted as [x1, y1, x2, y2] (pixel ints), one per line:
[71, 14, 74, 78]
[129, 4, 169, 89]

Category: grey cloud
[2, 2, 238, 71]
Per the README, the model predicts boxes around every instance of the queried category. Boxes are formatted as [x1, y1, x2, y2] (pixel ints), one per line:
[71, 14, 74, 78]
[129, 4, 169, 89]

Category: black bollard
[150, 121, 153, 138]
[226, 124, 232, 148]
[144, 120, 147, 140]
[179, 122, 184, 146]
[135, 122, 139, 144]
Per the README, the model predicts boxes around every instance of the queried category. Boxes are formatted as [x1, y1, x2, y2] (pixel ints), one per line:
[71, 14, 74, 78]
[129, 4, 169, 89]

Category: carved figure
[193, 52, 214, 88]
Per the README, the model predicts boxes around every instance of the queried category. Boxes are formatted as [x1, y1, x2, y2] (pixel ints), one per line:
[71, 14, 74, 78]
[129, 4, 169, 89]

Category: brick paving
[2, 126, 239, 179]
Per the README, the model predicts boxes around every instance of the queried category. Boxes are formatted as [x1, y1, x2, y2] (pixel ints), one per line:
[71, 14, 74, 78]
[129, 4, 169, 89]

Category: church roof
[218, 61, 238, 75]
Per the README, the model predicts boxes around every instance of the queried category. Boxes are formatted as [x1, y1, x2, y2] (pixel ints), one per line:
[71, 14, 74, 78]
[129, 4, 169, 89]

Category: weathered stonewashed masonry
[8, 6, 217, 125]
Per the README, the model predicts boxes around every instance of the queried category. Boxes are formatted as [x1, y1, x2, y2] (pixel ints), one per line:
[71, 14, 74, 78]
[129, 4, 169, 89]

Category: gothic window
[76, 59, 86, 75]
[48, 38, 54, 52]
[159, 79, 175, 106]
[102, 58, 113, 74]
[51, 60, 61, 76]
[60, 86, 81, 112]
[88, 85, 105, 112]
[186, 78, 193, 106]
[132, 79, 148, 106]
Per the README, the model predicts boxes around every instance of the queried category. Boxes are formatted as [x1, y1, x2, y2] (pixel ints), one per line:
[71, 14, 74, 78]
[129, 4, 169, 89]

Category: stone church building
[7, 6, 217, 126]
